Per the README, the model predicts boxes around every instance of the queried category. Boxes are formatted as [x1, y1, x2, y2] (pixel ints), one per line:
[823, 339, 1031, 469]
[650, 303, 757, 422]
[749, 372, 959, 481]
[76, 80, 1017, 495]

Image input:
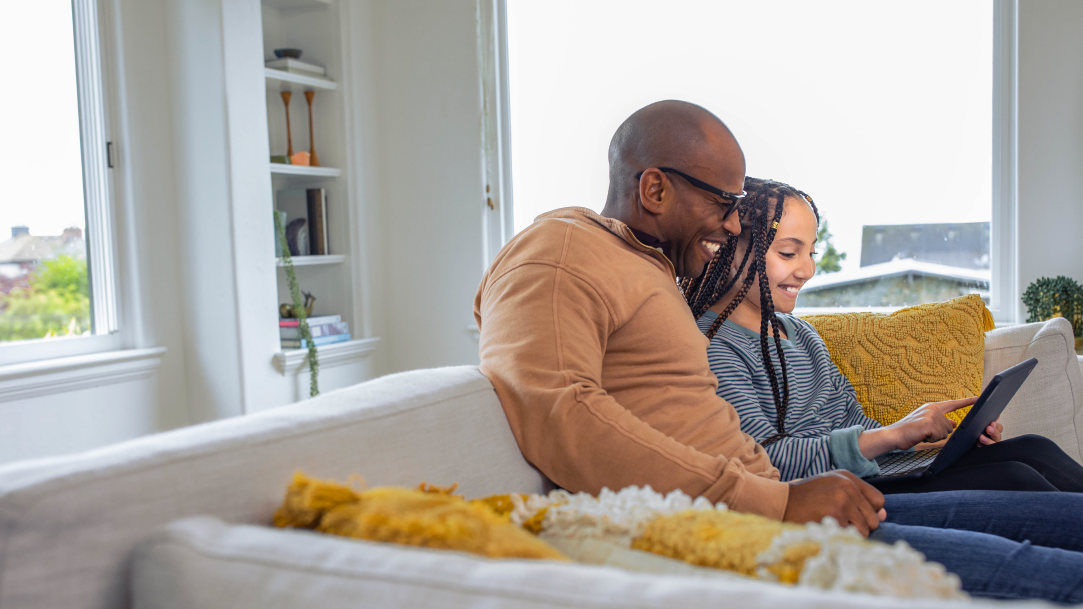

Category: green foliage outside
[0, 256, 91, 341]
[815, 219, 846, 275]
[1022, 276, 1083, 337]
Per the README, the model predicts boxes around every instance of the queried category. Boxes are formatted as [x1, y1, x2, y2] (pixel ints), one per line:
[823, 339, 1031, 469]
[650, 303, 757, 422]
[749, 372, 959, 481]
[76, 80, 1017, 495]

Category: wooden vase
[305, 90, 320, 167]
[280, 91, 294, 157]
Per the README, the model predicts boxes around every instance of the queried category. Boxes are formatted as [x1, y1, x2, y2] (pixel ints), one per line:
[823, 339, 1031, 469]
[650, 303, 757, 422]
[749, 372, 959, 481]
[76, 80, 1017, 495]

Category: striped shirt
[698, 311, 883, 481]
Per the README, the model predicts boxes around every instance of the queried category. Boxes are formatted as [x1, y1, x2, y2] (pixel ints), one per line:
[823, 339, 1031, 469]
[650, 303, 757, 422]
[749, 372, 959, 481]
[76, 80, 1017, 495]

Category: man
[475, 100, 883, 531]
[475, 101, 1083, 601]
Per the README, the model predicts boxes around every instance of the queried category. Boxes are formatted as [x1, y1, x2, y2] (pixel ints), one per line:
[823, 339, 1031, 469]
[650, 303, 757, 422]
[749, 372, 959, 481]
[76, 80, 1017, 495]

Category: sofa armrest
[0, 366, 549, 609]
[983, 317, 1083, 463]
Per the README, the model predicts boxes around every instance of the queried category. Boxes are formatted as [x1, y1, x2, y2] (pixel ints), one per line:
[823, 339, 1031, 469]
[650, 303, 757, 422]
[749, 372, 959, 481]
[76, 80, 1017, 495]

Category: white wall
[348, 0, 487, 375]
[0, 374, 159, 463]
[1016, 0, 1083, 320]
[162, 0, 248, 422]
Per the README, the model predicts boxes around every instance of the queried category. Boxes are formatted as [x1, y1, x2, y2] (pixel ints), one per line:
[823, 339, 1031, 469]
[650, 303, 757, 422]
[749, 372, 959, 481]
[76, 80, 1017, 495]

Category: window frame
[489, 0, 1019, 324]
[0, 0, 122, 367]
[989, 0, 1019, 326]
[478, 0, 515, 271]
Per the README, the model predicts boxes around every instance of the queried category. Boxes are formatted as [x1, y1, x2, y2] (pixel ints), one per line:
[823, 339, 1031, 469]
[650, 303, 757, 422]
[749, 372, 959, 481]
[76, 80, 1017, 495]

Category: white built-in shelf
[275, 254, 345, 267]
[272, 337, 380, 375]
[265, 68, 337, 91]
[262, 0, 331, 9]
[269, 163, 340, 178]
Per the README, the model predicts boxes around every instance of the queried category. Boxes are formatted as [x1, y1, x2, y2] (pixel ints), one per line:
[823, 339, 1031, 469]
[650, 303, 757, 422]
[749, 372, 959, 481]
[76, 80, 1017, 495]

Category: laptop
[863, 357, 1038, 483]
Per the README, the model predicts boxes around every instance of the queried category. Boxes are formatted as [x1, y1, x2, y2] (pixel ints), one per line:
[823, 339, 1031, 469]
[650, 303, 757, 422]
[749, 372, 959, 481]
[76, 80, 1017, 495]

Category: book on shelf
[279, 314, 341, 328]
[280, 320, 349, 340]
[281, 332, 352, 350]
[265, 57, 327, 76]
[306, 188, 329, 255]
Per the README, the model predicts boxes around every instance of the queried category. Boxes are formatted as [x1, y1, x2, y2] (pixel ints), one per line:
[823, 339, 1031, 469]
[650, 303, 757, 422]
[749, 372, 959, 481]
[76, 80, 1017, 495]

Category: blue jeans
[871, 491, 1083, 603]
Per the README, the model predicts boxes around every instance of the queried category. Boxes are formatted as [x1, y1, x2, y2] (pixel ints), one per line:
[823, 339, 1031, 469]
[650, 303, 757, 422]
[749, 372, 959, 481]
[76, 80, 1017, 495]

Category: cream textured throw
[512, 485, 963, 599]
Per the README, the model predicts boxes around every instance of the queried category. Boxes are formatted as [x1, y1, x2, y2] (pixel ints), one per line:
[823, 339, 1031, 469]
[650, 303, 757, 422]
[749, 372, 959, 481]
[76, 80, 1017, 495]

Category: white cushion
[0, 366, 547, 609]
[131, 517, 1019, 609]
[983, 318, 1083, 462]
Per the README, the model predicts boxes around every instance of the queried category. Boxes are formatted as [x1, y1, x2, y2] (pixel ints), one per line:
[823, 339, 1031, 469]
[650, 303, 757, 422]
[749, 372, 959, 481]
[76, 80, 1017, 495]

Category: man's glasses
[635, 167, 746, 222]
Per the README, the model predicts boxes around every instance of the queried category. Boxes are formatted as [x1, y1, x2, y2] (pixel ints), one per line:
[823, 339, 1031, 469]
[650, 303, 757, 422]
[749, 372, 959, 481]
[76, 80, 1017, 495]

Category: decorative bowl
[274, 48, 302, 59]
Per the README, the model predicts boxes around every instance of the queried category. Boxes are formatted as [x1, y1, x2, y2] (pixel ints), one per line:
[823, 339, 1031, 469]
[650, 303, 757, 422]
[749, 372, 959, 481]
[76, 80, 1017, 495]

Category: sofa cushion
[984, 317, 1083, 463]
[132, 517, 1004, 609]
[802, 295, 993, 426]
[0, 366, 547, 609]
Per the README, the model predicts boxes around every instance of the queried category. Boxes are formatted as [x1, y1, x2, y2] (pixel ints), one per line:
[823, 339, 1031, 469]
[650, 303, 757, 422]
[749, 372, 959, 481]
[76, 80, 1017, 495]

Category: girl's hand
[979, 419, 1003, 446]
[888, 396, 978, 451]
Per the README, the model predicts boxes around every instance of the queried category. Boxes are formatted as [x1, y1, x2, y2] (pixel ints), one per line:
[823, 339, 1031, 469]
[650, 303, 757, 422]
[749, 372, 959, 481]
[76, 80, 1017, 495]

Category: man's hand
[783, 471, 886, 537]
[885, 396, 978, 451]
[979, 419, 1003, 446]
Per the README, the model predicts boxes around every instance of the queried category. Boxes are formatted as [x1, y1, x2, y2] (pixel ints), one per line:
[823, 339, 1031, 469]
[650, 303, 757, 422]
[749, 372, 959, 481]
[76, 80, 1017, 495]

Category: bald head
[605, 100, 745, 210]
[600, 101, 746, 278]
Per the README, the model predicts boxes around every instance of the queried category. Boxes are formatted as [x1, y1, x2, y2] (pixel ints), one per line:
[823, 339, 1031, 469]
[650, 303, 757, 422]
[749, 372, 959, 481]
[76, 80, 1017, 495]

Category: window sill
[0, 347, 167, 403]
[0, 333, 125, 368]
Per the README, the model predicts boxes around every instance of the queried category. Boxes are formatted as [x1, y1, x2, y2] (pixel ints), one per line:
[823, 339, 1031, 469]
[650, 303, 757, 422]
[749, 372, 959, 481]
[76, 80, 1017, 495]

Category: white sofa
[0, 319, 1079, 609]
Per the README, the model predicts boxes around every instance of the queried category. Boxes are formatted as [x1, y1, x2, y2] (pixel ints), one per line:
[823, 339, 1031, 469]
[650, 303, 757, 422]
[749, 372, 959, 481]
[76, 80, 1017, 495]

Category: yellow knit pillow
[801, 294, 994, 426]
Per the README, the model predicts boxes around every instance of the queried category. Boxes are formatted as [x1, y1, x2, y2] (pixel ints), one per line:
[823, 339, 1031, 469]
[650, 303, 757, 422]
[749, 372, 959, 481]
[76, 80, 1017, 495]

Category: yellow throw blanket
[272, 475, 963, 598]
[633, 509, 815, 583]
[273, 472, 565, 561]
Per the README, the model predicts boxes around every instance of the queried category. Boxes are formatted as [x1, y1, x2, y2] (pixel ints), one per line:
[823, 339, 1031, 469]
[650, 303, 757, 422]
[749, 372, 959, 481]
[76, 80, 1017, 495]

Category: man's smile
[701, 239, 722, 255]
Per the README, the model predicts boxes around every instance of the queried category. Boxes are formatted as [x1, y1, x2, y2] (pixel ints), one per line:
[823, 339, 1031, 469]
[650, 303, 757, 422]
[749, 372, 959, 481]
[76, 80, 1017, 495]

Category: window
[504, 0, 1015, 320]
[0, 0, 119, 364]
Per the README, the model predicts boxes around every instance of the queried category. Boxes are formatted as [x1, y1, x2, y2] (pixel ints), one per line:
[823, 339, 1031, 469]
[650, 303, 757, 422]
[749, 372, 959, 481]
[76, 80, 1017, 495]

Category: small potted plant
[1022, 276, 1083, 353]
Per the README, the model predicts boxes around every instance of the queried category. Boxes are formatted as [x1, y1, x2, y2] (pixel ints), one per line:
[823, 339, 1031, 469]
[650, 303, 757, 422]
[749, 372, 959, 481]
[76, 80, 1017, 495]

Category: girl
[683, 177, 1083, 493]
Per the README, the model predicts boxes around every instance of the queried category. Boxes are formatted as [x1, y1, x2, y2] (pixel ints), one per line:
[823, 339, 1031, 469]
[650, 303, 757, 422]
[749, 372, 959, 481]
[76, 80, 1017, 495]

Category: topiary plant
[1022, 276, 1083, 337]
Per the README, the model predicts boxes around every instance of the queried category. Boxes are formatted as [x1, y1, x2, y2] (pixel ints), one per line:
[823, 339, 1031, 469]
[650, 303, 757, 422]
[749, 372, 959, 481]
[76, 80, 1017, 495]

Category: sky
[0, 2, 87, 240]
[506, 0, 992, 273]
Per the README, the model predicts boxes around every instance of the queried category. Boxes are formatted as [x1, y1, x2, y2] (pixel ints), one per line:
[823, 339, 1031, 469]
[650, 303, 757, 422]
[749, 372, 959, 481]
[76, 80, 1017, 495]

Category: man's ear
[638, 168, 668, 216]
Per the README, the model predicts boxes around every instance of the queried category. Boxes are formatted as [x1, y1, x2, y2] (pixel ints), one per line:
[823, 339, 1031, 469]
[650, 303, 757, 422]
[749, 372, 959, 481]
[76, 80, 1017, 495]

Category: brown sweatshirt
[474, 207, 789, 519]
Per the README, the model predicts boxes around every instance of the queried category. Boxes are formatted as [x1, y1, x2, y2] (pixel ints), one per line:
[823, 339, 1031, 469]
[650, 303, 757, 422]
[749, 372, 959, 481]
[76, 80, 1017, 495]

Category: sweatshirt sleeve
[828, 425, 881, 478]
[709, 341, 836, 482]
[475, 261, 789, 519]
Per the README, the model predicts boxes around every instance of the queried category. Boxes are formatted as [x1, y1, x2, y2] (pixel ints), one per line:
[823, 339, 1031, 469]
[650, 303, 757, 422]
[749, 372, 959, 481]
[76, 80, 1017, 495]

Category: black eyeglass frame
[634, 167, 747, 222]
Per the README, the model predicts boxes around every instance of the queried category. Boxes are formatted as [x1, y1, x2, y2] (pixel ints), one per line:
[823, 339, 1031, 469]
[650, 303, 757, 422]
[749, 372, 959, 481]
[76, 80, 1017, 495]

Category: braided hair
[680, 177, 820, 447]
